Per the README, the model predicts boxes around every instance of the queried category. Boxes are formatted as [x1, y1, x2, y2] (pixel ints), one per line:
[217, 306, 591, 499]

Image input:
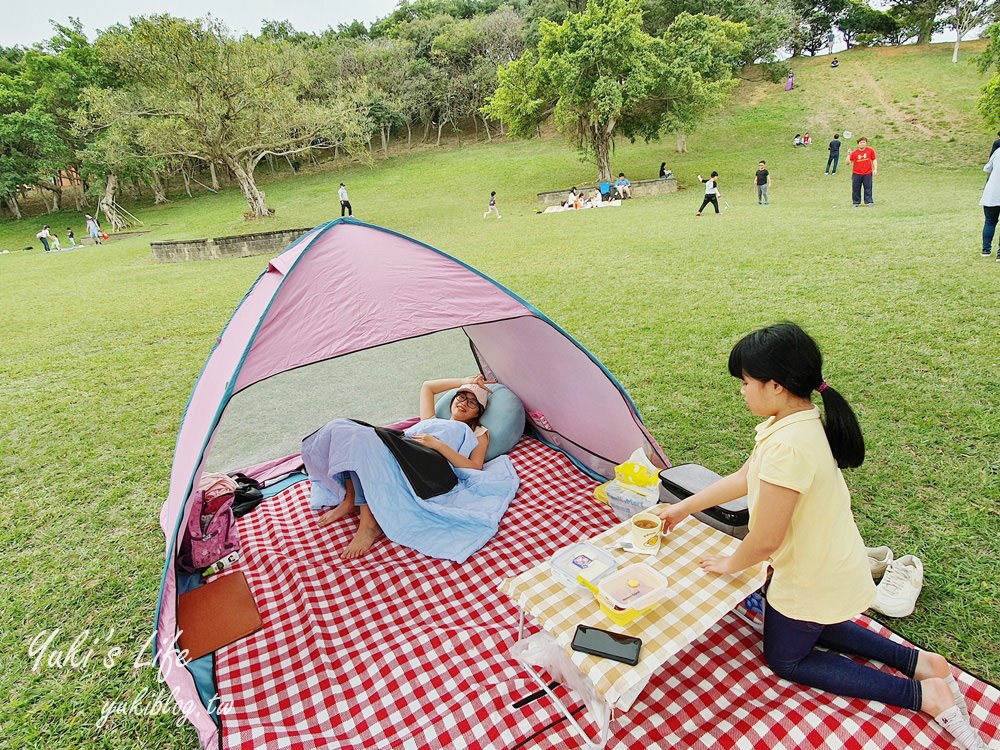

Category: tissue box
[605, 481, 657, 522]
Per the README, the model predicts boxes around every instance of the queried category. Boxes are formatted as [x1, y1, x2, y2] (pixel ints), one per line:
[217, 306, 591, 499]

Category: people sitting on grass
[793, 134, 803, 147]
[659, 162, 673, 180]
[803, 133, 812, 146]
[564, 187, 581, 209]
[614, 173, 632, 199]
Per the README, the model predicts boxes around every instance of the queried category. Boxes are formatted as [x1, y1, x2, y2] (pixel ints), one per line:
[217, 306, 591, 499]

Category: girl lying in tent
[301, 375, 520, 562]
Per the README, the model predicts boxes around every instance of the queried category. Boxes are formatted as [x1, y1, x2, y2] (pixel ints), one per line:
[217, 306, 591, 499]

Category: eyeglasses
[454, 393, 481, 409]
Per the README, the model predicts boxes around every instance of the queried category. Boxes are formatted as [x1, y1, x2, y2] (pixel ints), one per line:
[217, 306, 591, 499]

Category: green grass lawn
[1, 42, 998, 747]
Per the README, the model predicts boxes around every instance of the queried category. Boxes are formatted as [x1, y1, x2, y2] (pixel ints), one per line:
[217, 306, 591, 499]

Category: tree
[837, 0, 900, 48]
[886, 0, 945, 44]
[430, 9, 526, 140]
[978, 22, 1000, 123]
[485, 0, 746, 180]
[944, 0, 999, 62]
[0, 106, 67, 218]
[643, 0, 796, 64]
[12, 20, 112, 212]
[92, 16, 370, 219]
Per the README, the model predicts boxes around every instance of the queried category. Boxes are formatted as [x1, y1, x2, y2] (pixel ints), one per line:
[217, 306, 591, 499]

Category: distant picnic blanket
[215, 437, 1000, 750]
[302, 417, 518, 563]
[543, 200, 621, 213]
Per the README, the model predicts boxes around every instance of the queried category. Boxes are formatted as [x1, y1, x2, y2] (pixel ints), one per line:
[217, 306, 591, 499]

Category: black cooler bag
[659, 463, 750, 539]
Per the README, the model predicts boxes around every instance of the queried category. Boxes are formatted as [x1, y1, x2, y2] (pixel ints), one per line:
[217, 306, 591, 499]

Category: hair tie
[817, 381, 829, 393]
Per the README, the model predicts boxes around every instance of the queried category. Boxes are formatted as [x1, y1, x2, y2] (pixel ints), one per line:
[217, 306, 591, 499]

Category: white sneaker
[871, 554, 923, 617]
[866, 546, 893, 580]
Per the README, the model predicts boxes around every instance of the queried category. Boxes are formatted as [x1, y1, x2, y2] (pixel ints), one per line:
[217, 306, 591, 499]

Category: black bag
[659, 463, 750, 535]
[352, 420, 458, 500]
[228, 472, 265, 518]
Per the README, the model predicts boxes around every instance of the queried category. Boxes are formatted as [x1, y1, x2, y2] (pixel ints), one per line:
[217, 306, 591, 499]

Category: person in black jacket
[826, 134, 842, 175]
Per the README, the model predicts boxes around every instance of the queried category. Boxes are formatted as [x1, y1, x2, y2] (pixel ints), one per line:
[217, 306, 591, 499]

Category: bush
[761, 58, 792, 84]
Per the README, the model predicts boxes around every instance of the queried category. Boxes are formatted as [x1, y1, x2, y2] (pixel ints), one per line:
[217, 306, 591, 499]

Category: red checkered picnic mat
[214, 437, 1000, 750]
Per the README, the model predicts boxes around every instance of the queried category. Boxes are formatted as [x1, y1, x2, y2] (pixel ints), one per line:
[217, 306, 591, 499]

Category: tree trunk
[380, 126, 389, 158]
[39, 180, 62, 212]
[209, 161, 220, 191]
[436, 121, 445, 146]
[676, 129, 687, 153]
[406, 122, 412, 147]
[480, 115, 492, 142]
[99, 173, 127, 231]
[225, 155, 270, 218]
[952, 31, 960, 63]
[593, 121, 612, 183]
[181, 164, 192, 197]
[4, 194, 22, 219]
[151, 172, 170, 204]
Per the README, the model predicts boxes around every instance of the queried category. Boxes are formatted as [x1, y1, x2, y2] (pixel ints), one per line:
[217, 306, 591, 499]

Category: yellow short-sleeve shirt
[747, 407, 875, 623]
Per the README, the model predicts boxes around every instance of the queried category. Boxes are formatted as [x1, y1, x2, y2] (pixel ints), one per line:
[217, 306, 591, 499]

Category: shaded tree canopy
[90, 15, 370, 218]
[485, 0, 746, 180]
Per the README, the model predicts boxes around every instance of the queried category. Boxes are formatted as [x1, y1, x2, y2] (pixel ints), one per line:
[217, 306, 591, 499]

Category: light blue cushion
[434, 384, 525, 461]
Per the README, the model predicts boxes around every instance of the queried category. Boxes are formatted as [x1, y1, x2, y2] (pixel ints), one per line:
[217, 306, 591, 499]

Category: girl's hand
[699, 554, 735, 574]
[411, 434, 443, 451]
[462, 373, 496, 392]
[652, 504, 687, 532]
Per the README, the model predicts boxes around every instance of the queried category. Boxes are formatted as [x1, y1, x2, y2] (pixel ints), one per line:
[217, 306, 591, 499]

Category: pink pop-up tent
[155, 219, 667, 746]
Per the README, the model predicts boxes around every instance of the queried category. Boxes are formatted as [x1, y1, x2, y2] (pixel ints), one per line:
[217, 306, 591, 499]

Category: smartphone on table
[570, 624, 642, 666]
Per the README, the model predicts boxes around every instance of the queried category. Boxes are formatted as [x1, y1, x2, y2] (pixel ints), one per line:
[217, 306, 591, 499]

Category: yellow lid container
[580, 563, 668, 626]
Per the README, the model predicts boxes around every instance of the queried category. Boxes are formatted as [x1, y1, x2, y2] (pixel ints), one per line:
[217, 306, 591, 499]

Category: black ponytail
[816, 384, 865, 468]
[729, 322, 865, 468]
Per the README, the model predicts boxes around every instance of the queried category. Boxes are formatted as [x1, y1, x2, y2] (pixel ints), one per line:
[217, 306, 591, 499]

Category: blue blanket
[302, 418, 519, 563]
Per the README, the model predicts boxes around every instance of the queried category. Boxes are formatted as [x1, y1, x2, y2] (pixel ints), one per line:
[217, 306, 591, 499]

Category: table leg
[523, 665, 611, 750]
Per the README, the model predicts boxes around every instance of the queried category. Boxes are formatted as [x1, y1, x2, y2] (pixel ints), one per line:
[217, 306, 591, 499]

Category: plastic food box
[550, 542, 618, 590]
[584, 562, 669, 626]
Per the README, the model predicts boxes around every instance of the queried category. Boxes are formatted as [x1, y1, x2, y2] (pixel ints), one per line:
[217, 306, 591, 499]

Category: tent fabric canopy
[156, 218, 668, 747]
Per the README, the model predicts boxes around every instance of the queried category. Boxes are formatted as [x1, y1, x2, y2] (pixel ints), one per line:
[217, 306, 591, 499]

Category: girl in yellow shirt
[656, 322, 987, 750]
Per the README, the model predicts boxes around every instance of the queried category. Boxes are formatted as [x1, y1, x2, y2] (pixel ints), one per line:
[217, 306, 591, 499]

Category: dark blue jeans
[826, 153, 839, 174]
[763, 603, 921, 711]
[983, 205, 1000, 252]
[852, 173, 873, 205]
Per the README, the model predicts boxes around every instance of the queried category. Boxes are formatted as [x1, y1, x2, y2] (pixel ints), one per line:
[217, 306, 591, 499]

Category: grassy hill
[1, 42, 997, 748]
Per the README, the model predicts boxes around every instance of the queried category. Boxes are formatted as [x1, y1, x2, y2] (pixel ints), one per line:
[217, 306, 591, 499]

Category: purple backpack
[178, 473, 241, 572]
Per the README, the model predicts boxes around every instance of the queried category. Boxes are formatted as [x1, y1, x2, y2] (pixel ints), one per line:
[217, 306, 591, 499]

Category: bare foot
[341, 506, 383, 559]
[915, 651, 951, 681]
[317, 498, 356, 527]
[317, 478, 357, 527]
[920, 677, 954, 718]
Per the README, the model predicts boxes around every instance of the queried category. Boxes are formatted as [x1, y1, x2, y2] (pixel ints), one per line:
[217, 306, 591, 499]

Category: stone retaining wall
[151, 227, 314, 262]
[537, 177, 677, 206]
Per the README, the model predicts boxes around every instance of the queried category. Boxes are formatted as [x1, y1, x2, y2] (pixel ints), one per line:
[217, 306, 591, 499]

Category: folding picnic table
[500, 512, 767, 749]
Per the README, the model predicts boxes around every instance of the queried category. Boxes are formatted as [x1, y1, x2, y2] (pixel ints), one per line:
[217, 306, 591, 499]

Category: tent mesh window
[206, 328, 478, 473]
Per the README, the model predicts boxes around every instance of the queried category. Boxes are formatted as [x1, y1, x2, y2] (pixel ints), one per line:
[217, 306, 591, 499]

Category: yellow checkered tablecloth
[500, 511, 767, 710]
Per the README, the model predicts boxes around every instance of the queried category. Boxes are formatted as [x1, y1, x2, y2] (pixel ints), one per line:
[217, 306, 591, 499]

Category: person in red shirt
[849, 137, 878, 207]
